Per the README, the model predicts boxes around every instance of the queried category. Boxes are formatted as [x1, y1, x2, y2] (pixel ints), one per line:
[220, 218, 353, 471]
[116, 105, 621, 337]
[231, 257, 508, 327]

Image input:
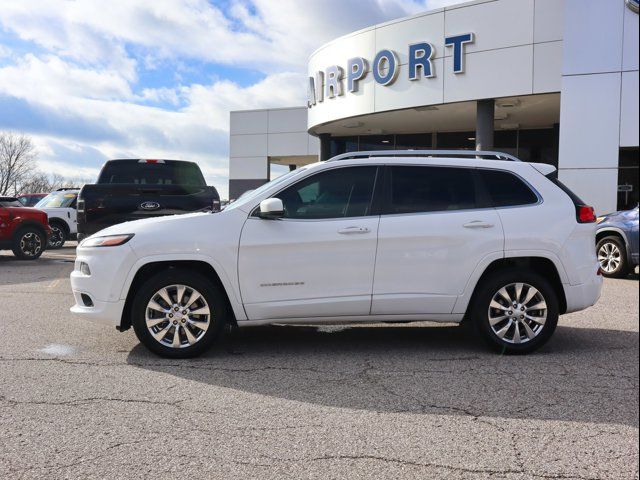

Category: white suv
[70, 151, 602, 358]
[35, 188, 79, 248]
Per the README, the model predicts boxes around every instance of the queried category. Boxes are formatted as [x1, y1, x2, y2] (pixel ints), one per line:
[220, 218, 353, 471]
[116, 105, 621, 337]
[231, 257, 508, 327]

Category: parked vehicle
[77, 159, 220, 241]
[596, 205, 639, 278]
[0, 197, 51, 260]
[34, 189, 79, 249]
[17, 193, 47, 207]
[70, 150, 602, 358]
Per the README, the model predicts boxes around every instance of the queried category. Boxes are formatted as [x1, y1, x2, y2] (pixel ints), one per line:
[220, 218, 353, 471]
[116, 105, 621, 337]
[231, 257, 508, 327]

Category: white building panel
[622, 5, 639, 71]
[267, 132, 310, 157]
[443, 0, 534, 54]
[229, 134, 268, 158]
[562, 0, 624, 75]
[308, 135, 320, 156]
[230, 110, 268, 135]
[268, 108, 308, 134]
[533, 41, 562, 93]
[308, 28, 376, 78]
[375, 10, 445, 66]
[229, 157, 268, 180]
[620, 70, 639, 148]
[558, 72, 621, 169]
[375, 58, 444, 112]
[534, 0, 565, 42]
[443, 45, 533, 103]
[559, 168, 619, 215]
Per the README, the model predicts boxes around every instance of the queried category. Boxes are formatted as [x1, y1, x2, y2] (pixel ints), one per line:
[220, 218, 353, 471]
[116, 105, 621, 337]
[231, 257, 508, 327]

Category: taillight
[577, 205, 596, 223]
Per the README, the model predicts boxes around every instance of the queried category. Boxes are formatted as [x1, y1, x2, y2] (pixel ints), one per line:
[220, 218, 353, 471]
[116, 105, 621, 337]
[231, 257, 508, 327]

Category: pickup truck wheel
[131, 269, 227, 358]
[597, 236, 630, 278]
[471, 269, 559, 354]
[48, 223, 67, 249]
[12, 227, 45, 260]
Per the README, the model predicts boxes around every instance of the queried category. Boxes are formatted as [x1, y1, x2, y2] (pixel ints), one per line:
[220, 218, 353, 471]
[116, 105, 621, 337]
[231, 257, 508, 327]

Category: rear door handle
[463, 220, 494, 229]
[338, 226, 370, 234]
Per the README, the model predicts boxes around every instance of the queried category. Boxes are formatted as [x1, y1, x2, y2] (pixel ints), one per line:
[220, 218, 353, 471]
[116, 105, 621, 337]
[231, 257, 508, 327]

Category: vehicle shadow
[127, 323, 639, 427]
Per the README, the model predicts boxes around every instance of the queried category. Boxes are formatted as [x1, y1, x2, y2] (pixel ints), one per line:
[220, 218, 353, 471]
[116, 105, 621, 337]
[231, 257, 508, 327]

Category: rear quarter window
[478, 169, 539, 207]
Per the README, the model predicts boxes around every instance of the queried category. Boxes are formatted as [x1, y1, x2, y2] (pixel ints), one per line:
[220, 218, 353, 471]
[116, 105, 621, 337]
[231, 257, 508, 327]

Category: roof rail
[56, 187, 79, 191]
[326, 149, 522, 162]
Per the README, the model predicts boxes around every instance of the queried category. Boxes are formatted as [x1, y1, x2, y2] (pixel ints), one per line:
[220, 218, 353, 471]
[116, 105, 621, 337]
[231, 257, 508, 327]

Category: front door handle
[463, 220, 494, 229]
[338, 226, 370, 234]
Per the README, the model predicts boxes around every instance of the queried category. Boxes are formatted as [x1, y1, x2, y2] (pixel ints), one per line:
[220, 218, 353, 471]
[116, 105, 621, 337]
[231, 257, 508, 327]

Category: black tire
[48, 222, 68, 249]
[131, 268, 228, 358]
[470, 269, 559, 354]
[596, 236, 630, 278]
[12, 227, 46, 260]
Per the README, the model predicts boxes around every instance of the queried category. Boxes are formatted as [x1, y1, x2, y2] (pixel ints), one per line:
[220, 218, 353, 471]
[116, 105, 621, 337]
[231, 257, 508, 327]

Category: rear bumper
[563, 274, 603, 314]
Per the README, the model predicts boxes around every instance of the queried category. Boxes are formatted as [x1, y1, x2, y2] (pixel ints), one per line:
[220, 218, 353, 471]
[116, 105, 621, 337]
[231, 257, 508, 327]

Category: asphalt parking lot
[0, 245, 638, 479]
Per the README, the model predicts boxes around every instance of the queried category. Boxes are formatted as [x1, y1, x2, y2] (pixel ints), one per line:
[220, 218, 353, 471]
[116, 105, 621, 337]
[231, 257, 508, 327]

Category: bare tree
[0, 131, 37, 196]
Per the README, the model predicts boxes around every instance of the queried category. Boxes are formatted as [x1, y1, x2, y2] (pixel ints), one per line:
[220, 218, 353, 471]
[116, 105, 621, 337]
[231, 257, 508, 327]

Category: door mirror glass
[259, 198, 284, 219]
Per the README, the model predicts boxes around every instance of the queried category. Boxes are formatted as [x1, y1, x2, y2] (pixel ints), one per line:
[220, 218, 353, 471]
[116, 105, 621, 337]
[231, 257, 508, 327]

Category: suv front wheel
[131, 268, 228, 358]
[471, 269, 559, 354]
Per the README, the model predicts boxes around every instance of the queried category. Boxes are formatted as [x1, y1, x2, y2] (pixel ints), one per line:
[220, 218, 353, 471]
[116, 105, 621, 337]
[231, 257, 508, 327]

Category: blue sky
[0, 0, 453, 198]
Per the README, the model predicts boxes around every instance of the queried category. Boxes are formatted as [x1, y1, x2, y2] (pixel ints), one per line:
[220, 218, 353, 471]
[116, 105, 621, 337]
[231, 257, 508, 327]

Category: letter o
[372, 49, 399, 86]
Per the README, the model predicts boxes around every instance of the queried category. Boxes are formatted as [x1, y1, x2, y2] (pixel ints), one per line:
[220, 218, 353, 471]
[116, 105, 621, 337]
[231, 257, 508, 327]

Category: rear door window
[478, 169, 539, 207]
[385, 166, 478, 214]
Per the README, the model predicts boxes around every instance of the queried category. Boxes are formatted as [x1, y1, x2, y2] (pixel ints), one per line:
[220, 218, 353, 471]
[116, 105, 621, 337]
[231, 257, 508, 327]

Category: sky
[0, 0, 457, 198]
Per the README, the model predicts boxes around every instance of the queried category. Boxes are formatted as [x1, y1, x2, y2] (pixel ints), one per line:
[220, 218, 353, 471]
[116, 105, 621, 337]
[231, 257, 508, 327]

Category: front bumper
[69, 243, 138, 327]
[70, 294, 126, 326]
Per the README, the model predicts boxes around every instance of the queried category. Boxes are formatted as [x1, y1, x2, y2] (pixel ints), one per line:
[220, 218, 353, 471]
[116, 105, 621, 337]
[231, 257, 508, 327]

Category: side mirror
[259, 198, 284, 219]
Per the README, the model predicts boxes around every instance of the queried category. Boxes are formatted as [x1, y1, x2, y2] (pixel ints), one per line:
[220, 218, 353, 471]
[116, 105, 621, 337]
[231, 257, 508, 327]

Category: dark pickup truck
[77, 159, 220, 240]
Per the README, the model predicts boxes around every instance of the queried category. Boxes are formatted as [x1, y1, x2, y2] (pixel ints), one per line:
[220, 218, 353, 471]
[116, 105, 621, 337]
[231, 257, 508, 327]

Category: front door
[372, 165, 504, 315]
[239, 165, 380, 321]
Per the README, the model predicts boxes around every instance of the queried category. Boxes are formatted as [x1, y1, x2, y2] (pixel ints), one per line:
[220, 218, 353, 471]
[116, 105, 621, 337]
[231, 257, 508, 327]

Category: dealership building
[229, 0, 639, 214]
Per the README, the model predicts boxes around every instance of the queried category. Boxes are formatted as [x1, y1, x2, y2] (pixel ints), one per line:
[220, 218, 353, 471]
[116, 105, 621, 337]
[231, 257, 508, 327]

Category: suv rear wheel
[597, 236, 629, 278]
[471, 269, 559, 354]
[131, 268, 228, 358]
[48, 222, 67, 249]
[12, 227, 45, 260]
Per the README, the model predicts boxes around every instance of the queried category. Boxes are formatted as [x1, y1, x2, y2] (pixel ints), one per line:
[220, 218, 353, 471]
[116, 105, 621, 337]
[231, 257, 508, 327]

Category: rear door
[372, 165, 504, 315]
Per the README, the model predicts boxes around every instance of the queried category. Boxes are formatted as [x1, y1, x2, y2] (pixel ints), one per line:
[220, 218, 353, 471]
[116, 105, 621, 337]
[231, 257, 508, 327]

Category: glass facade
[328, 127, 560, 167]
[618, 147, 639, 210]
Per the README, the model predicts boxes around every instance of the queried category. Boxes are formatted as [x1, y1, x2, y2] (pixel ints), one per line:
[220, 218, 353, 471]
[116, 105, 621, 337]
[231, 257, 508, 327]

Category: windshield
[225, 168, 308, 211]
[35, 192, 77, 208]
[98, 160, 206, 186]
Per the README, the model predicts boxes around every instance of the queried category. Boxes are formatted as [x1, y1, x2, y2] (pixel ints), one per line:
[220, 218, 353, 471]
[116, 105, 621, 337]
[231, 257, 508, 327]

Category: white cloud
[0, 0, 463, 199]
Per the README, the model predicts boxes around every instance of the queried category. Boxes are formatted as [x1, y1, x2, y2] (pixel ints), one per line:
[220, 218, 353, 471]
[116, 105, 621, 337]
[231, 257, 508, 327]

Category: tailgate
[78, 184, 217, 233]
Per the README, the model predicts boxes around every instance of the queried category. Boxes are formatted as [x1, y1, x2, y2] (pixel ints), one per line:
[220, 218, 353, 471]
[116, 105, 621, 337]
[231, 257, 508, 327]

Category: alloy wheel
[598, 242, 621, 273]
[19, 232, 42, 258]
[49, 226, 64, 248]
[488, 283, 547, 344]
[145, 284, 211, 349]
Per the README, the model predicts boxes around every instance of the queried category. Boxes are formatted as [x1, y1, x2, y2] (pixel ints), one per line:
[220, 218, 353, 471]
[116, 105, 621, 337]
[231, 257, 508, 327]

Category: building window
[358, 135, 396, 150]
[395, 133, 432, 149]
[329, 136, 358, 157]
[618, 147, 639, 210]
[436, 131, 475, 149]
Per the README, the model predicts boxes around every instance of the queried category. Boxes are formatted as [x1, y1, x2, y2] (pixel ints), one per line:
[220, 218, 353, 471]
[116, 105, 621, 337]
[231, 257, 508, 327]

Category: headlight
[596, 216, 606, 224]
[81, 234, 134, 247]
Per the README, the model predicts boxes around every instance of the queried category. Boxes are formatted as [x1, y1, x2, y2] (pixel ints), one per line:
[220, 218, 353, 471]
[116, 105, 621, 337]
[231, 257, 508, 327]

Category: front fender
[120, 253, 247, 321]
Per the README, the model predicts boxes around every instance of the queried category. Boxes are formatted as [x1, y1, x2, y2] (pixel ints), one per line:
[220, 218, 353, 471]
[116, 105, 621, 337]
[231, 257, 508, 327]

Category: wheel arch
[462, 256, 568, 317]
[13, 220, 47, 238]
[118, 259, 240, 332]
[48, 217, 70, 234]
